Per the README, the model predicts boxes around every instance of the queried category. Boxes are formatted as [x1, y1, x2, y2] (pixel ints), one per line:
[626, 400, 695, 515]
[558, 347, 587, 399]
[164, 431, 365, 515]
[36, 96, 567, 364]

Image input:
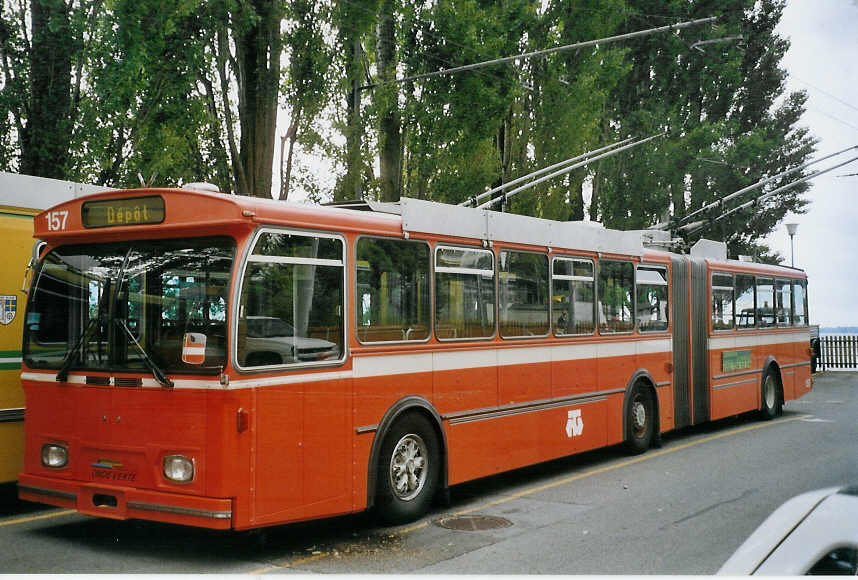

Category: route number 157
[46, 210, 69, 231]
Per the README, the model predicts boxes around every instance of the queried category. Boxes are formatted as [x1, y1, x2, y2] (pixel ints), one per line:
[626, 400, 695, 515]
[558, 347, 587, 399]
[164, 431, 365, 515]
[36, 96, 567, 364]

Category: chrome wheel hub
[389, 434, 428, 501]
[765, 375, 776, 409]
[632, 400, 647, 436]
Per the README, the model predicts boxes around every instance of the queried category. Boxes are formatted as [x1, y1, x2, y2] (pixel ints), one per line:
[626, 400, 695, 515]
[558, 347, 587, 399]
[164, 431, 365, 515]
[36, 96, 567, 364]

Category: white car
[719, 486, 858, 575]
[244, 316, 339, 366]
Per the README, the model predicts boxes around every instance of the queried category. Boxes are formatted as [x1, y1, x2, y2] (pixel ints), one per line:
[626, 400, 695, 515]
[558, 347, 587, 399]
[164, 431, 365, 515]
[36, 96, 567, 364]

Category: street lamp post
[786, 223, 799, 267]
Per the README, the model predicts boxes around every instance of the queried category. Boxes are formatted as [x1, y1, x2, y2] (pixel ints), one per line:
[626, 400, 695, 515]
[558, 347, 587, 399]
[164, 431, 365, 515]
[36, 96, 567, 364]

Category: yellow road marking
[0, 509, 76, 528]
[248, 414, 805, 574]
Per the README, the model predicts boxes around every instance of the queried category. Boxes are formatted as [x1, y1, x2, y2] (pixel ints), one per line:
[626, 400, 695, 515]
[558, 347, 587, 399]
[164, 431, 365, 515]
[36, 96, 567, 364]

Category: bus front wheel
[625, 384, 654, 455]
[375, 413, 440, 524]
[760, 369, 783, 420]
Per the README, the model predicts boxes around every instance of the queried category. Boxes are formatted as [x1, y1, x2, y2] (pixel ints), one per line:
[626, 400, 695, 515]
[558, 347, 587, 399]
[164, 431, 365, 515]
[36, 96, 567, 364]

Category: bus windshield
[24, 237, 235, 375]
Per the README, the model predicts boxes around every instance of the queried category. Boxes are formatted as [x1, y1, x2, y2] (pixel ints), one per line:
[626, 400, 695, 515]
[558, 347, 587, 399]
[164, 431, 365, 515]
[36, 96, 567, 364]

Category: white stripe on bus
[181, 347, 206, 356]
[708, 330, 810, 350]
[15, 337, 676, 391]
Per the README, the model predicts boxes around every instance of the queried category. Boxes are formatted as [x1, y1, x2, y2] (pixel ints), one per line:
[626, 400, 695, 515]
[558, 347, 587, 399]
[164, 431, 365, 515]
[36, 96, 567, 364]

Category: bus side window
[711, 273, 734, 330]
[498, 250, 549, 338]
[792, 279, 807, 326]
[355, 237, 430, 343]
[756, 277, 775, 328]
[552, 258, 595, 336]
[238, 231, 345, 368]
[598, 260, 634, 334]
[435, 246, 495, 340]
[775, 278, 792, 326]
[636, 266, 669, 332]
[735, 274, 756, 328]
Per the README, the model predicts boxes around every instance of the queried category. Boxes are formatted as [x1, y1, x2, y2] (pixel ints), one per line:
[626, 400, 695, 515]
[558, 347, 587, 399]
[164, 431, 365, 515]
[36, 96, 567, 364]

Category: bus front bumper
[18, 473, 233, 530]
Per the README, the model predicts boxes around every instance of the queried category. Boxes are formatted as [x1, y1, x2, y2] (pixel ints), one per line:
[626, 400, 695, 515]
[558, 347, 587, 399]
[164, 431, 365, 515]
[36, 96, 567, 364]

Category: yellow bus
[0, 172, 110, 483]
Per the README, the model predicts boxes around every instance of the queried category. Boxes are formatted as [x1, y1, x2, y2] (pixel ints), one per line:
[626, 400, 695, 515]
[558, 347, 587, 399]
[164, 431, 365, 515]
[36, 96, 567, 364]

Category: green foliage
[594, 0, 814, 259]
[0, 0, 816, 260]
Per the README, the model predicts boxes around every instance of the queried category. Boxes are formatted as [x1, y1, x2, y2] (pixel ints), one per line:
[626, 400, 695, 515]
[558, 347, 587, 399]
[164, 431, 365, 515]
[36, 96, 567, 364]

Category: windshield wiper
[56, 248, 131, 383]
[114, 318, 174, 388]
[110, 249, 174, 388]
[56, 278, 111, 382]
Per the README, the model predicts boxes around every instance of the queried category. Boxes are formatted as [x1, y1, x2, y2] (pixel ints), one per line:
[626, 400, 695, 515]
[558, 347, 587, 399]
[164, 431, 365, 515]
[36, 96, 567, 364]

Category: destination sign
[81, 196, 165, 228]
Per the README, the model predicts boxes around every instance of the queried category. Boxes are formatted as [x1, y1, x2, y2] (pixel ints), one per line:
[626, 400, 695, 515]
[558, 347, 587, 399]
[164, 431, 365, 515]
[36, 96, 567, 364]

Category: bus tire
[810, 342, 818, 373]
[624, 384, 654, 455]
[375, 412, 440, 524]
[760, 368, 783, 420]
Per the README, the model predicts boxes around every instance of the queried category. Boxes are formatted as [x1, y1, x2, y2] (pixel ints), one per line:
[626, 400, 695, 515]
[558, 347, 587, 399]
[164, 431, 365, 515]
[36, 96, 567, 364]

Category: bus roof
[32, 187, 807, 278]
[0, 171, 112, 212]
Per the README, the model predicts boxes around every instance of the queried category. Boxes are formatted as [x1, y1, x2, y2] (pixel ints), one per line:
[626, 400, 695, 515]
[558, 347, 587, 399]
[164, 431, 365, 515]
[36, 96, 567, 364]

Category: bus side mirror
[21, 240, 47, 293]
[182, 332, 207, 365]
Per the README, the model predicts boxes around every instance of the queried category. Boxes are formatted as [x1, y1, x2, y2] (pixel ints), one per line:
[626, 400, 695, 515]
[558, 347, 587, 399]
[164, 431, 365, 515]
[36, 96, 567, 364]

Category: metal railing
[819, 335, 858, 370]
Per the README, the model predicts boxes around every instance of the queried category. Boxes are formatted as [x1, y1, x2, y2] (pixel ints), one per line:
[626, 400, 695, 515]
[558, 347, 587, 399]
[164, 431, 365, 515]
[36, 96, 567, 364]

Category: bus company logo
[92, 458, 123, 469]
[0, 295, 16, 325]
[91, 458, 137, 482]
[565, 409, 584, 438]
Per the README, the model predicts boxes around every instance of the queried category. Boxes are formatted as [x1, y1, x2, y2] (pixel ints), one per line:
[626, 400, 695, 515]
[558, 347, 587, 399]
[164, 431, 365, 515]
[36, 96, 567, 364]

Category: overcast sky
[764, 0, 858, 327]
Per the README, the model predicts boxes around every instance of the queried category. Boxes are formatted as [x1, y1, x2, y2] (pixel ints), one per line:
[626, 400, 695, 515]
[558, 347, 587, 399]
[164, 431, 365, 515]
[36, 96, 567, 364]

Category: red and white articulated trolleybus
[17, 187, 813, 530]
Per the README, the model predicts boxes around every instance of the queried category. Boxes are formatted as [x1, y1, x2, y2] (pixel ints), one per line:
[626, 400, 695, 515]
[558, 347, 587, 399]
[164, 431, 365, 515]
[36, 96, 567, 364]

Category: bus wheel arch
[760, 358, 784, 420]
[366, 396, 448, 520]
[622, 371, 660, 454]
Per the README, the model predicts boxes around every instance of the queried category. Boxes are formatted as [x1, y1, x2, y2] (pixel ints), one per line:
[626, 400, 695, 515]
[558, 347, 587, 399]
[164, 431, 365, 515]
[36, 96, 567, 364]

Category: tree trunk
[199, 70, 233, 193]
[279, 108, 301, 201]
[21, 0, 72, 179]
[215, 24, 248, 194]
[233, 0, 283, 198]
[341, 33, 363, 202]
[569, 178, 584, 221]
[376, 0, 401, 202]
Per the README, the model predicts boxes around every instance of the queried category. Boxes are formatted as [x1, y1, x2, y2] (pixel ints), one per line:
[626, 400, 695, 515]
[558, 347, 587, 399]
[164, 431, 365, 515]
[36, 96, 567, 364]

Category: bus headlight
[41, 444, 68, 468]
[163, 455, 194, 483]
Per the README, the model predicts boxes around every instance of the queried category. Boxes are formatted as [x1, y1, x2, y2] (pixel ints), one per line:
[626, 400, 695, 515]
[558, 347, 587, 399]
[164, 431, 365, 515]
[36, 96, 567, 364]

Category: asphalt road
[2, 372, 856, 574]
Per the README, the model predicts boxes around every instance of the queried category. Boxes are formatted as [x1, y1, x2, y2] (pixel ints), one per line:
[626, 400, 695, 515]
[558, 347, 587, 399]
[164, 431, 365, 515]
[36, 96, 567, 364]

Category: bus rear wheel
[625, 384, 654, 455]
[375, 413, 440, 524]
[760, 369, 783, 420]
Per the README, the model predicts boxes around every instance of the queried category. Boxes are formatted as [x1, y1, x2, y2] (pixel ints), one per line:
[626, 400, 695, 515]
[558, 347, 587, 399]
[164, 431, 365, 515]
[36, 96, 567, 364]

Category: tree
[375, 0, 401, 201]
[231, 0, 284, 197]
[20, 0, 73, 178]
[0, 1, 30, 170]
[593, 0, 814, 260]
[280, 0, 330, 200]
[333, 0, 374, 201]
